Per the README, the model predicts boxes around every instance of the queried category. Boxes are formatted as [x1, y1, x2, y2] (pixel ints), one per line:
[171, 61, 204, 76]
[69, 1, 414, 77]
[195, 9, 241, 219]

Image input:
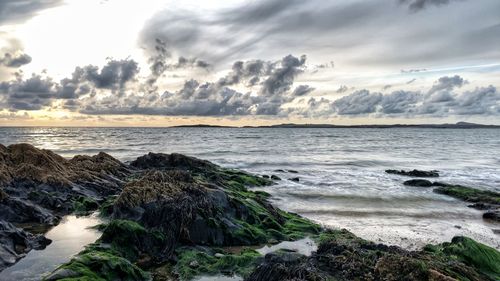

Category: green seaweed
[434, 184, 500, 205]
[100, 219, 165, 261]
[430, 236, 500, 280]
[73, 196, 99, 216]
[44, 249, 149, 281]
[175, 247, 261, 280]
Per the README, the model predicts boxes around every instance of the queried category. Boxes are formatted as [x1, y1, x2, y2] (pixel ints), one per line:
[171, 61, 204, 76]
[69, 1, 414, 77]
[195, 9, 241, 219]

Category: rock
[110, 168, 315, 261]
[273, 169, 286, 173]
[130, 152, 217, 172]
[0, 220, 51, 272]
[288, 177, 300, 182]
[468, 202, 496, 210]
[189, 260, 200, 268]
[248, 230, 497, 281]
[270, 175, 281, 180]
[403, 179, 434, 187]
[386, 169, 439, 177]
[433, 184, 500, 206]
[287, 170, 299, 174]
[483, 210, 500, 222]
[262, 175, 269, 179]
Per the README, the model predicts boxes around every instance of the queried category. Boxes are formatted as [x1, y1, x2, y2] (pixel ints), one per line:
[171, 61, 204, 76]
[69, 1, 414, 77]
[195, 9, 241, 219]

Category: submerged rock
[483, 210, 500, 222]
[403, 179, 434, 187]
[386, 169, 439, 177]
[270, 175, 281, 181]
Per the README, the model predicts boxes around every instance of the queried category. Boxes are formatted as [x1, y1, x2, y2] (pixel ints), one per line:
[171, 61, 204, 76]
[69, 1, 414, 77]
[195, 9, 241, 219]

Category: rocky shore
[0, 144, 499, 280]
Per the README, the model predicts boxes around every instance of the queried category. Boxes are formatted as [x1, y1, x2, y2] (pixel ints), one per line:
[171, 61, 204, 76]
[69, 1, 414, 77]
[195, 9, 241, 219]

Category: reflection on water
[0, 127, 499, 250]
[0, 214, 103, 281]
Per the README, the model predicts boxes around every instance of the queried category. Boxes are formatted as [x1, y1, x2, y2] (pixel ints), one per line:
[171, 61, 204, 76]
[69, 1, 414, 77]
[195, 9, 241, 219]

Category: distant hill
[172, 122, 500, 129]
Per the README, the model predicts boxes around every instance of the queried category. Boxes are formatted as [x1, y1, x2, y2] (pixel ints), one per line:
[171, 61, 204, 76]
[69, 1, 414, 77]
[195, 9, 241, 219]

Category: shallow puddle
[0, 214, 103, 281]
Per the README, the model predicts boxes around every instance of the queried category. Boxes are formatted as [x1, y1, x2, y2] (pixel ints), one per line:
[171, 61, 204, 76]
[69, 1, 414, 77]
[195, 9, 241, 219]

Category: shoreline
[0, 144, 499, 280]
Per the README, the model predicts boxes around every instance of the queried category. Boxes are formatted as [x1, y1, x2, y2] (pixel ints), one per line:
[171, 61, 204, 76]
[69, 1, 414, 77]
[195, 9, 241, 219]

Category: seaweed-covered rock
[44, 249, 149, 281]
[0, 220, 51, 272]
[0, 143, 130, 193]
[111, 169, 318, 261]
[433, 183, 500, 206]
[246, 251, 328, 281]
[386, 169, 439, 178]
[248, 229, 498, 281]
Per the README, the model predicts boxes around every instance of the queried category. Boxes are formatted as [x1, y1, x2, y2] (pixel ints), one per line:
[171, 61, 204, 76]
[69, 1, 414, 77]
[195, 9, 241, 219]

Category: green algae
[100, 219, 166, 261]
[433, 184, 500, 205]
[175, 247, 261, 280]
[44, 249, 149, 281]
[425, 236, 500, 280]
[73, 196, 99, 216]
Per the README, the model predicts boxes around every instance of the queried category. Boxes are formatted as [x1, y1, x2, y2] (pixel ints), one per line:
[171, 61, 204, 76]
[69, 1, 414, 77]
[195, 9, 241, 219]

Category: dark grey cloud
[0, 52, 32, 68]
[428, 75, 466, 94]
[292, 85, 315, 97]
[140, 0, 499, 69]
[401, 68, 427, 73]
[399, 0, 463, 12]
[0, 58, 139, 110]
[380, 90, 421, 114]
[291, 74, 499, 118]
[332, 90, 383, 115]
[0, 0, 63, 25]
[0, 74, 56, 110]
[80, 54, 309, 117]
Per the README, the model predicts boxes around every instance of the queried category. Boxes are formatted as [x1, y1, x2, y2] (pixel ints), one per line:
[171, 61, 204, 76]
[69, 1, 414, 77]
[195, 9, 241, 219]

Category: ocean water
[0, 127, 499, 249]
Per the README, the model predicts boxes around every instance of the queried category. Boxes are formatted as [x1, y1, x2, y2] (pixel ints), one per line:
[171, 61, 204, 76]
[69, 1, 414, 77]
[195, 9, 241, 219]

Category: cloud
[332, 90, 383, 115]
[399, 0, 463, 12]
[380, 90, 421, 114]
[0, 52, 32, 68]
[0, 0, 63, 25]
[0, 58, 139, 110]
[292, 85, 315, 97]
[139, 0, 499, 70]
[428, 75, 466, 94]
[0, 74, 57, 110]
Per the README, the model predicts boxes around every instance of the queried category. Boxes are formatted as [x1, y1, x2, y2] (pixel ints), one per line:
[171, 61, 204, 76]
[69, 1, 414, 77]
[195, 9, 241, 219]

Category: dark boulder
[403, 179, 434, 187]
[289, 177, 300, 182]
[0, 220, 51, 272]
[270, 175, 281, 181]
[386, 169, 439, 177]
[483, 210, 500, 222]
[130, 152, 217, 173]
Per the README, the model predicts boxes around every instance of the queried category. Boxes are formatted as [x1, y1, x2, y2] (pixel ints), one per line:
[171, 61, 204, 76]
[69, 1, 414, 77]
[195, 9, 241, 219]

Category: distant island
[172, 122, 500, 129]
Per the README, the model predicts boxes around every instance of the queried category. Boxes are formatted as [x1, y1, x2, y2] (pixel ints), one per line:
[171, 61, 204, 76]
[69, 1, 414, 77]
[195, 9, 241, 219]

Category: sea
[1, 127, 499, 250]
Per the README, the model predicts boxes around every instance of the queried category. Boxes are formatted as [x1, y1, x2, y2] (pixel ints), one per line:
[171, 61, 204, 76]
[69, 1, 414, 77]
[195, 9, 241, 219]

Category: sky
[0, 0, 499, 126]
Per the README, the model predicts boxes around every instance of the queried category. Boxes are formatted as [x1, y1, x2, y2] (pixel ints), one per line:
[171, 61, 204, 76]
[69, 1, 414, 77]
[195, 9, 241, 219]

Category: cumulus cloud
[333, 90, 382, 115]
[0, 52, 32, 68]
[0, 74, 57, 110]
[428, 75, 466, 94]
[0, 58, 139, 110]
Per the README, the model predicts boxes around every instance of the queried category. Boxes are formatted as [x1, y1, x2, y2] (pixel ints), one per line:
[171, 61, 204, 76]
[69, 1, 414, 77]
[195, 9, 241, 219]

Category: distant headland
[172, 122, 500, 129]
